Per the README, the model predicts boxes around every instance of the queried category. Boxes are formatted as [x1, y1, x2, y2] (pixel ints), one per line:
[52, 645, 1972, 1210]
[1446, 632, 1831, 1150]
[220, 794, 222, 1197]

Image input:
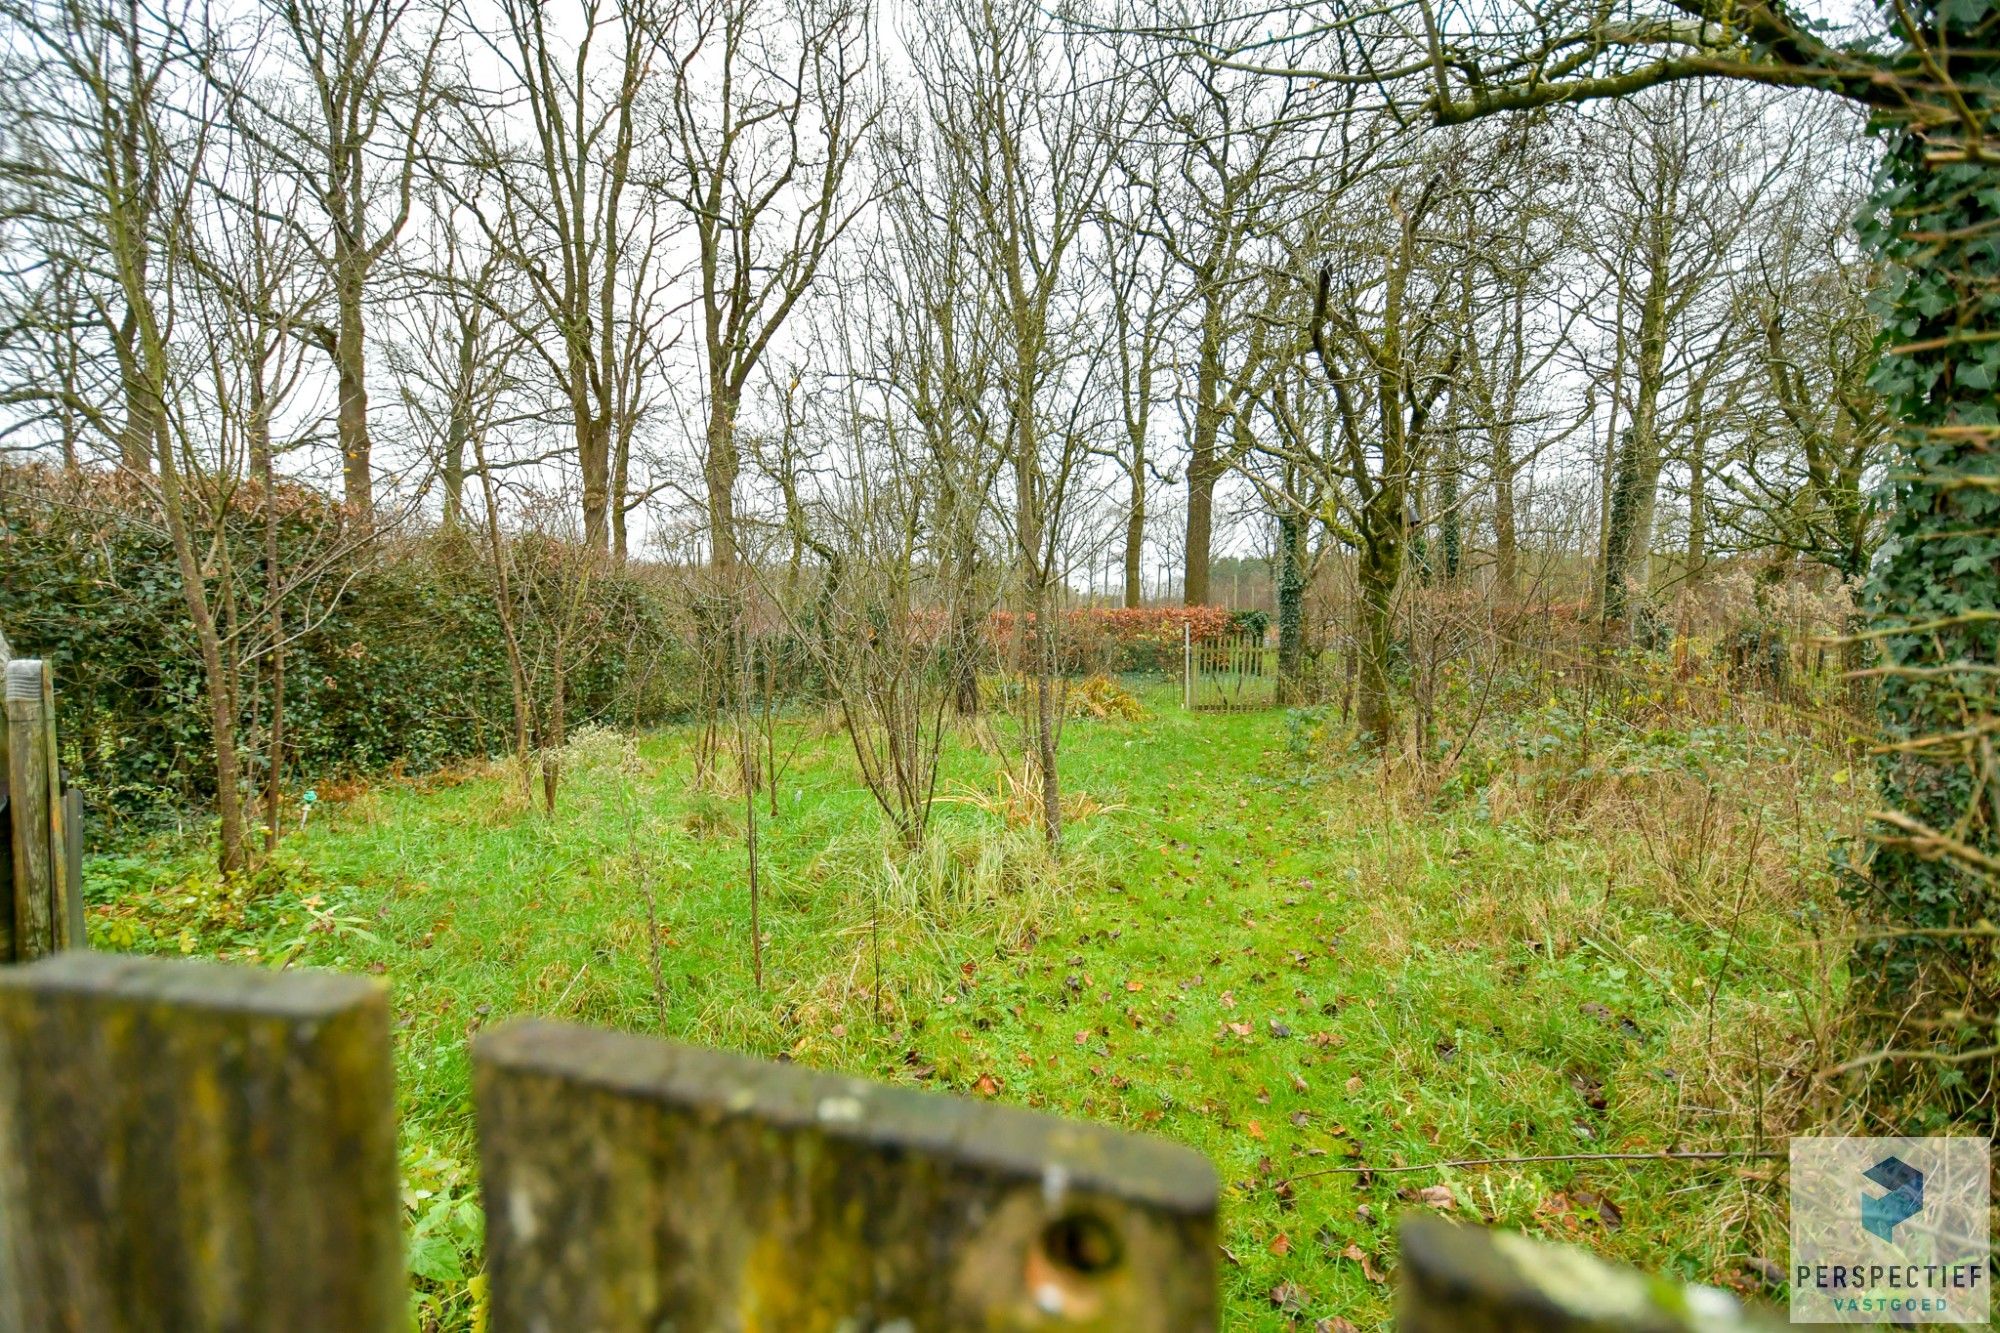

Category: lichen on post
[0, 952, 402, 1332]
[474, 1020, 1220, 1332]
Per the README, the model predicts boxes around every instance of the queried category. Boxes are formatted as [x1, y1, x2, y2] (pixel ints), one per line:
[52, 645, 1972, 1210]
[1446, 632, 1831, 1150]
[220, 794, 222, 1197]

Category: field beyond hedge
[85, 679, 1860, 1330]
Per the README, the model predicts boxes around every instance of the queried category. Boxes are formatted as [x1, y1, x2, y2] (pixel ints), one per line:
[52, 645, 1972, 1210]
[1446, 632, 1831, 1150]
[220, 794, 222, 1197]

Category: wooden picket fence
[0, 950, 1782, 1331]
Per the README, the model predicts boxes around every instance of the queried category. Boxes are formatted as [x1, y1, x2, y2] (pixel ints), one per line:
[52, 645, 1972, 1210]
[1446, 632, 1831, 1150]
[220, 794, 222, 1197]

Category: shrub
[983, 606, 1235, 674]
[0, 465, 695, 833]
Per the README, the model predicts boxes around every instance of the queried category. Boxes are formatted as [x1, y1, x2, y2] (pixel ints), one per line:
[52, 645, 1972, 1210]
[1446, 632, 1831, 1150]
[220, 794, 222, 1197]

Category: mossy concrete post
[474, 1020, 1219, 1332]
[0, 953, 403, 1332]
[1397, 1215, 1781, 1331]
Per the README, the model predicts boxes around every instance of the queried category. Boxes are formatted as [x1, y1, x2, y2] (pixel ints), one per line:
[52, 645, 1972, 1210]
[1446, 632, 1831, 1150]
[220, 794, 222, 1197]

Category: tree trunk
[1032, 600, 1061, 850]
[1354, 538, 1400, 751]
[1603, 236, 1670, 619]
[541, 630, 566, 815]
[705, 389, 739, 569]
[611, 421, 632, 562]
[157, 422, 247, 874]
[1602, 428, 1642, 622]
[1182, 322, 1224, 606]
[1843, 56, 2000, 1096]
[1123, 429, 1145, 608]
[114, 307, 154, 474]
[1183, 458, 1219, 606]
[473, 436, 535, 803]
[441, 423, 466, 532]
[1685, 423, 1708, 581]
[1355, 429, 1406, 750]
[254, 377, 285, 854]
[335, 271, 372, 520]
[952, 532, 982, 717]
[1276, 508, 1306, 704]
[441, 323, 473, 532]
[1594, 292, 1628, 595]
[1436, 450, 1461, 584]
[1492, 424, 1518, 602]
[1012, 339, 1059, 846]
[578, 395, 611, 553]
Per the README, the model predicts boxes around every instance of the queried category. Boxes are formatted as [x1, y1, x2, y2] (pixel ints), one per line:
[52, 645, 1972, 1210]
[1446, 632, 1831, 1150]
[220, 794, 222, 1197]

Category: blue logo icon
[1862, 1155, 1925, 1242]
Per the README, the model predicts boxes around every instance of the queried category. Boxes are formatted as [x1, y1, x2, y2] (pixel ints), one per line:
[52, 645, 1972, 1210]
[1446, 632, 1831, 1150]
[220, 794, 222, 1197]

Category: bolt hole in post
[1026, 1209, 1124, 1320]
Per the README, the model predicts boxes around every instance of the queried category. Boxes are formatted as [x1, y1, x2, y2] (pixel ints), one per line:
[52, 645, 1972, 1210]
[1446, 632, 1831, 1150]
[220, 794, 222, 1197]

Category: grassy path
[89, 683, 1843, 1328]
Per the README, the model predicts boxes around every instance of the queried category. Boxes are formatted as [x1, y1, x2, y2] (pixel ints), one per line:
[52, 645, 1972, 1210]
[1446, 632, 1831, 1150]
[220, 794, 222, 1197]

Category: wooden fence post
[1183, 622, 1192, 710]
[5, 661, 63, 960]
[1397, 1215, 1780, 1331]
[60, 785, 82, 950]
[0, 953, 403, 1332]
[0, 693, 11, 966]
[475, 1020, 1219, 1332]
[2, 657, 83, 964]
[0, 628, 8, 963]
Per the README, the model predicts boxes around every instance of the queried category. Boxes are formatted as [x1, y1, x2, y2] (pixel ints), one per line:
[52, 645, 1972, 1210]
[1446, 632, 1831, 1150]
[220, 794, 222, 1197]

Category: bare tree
[655, 0, 872, 569]
[453, 0, 672, 556]
[1580, 87, 1791, 623]
[872, 102, 1008, 716]
[0, 0, 186, 475]
[1301, 165, 1461, 751]
[1096, 172, 1176, 608]
[226, 0, 446, 519]
[911, 0, 1118, 847]
[1119, 7, 1329, 606]
[1448, 120, 1584, 603]
[1721, 180, 1888, 587]
[0, 0, 272, 869]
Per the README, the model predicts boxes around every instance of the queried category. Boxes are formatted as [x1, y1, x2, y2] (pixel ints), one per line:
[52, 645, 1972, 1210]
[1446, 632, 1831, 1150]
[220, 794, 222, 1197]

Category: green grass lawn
[85, 678, 1856, 1330]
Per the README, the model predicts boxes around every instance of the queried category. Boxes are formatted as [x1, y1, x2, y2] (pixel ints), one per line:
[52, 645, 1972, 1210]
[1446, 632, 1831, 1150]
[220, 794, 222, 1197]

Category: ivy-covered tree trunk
[1435, 456, 1461, 584]
[1601, 427, 1643, 622]
[1845, 9, 2000, 1099]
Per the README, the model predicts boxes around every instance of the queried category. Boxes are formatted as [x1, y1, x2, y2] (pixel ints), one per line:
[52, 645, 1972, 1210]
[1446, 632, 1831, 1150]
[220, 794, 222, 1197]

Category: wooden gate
[1181, 624, 1276, 712]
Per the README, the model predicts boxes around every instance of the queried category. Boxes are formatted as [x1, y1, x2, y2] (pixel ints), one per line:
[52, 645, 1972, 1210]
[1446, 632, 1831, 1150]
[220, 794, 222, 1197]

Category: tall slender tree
[655, 0, 872, 569]
[230, 0, 445, 519]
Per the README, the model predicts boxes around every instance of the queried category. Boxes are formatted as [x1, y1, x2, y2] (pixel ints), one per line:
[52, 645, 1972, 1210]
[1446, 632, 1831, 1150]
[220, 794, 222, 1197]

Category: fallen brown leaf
[1573, 1188, 1623, 1230]
[1339, 1242, 1386, 1284]
[1410, 1183, 1455, 1211]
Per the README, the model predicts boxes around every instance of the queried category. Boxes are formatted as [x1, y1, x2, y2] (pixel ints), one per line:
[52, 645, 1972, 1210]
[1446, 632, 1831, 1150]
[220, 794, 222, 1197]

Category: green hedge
[0, 466, 697, 834]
